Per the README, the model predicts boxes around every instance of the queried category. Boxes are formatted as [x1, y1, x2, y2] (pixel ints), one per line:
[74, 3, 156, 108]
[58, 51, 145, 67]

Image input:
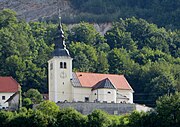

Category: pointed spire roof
[52, 11, 70, 57]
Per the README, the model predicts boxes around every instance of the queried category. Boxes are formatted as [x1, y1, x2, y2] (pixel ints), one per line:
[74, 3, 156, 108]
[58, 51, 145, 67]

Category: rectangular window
[85, 97, 89, 102]
[50, 63, 53, 70]
[2, 96, 5, 100]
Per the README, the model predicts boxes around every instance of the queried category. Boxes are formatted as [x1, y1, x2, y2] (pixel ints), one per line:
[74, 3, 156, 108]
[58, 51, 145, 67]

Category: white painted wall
[0, 92, 14, 109]
[48, 58, 55, 102]
[8, 92, 20, 110]
[72, 87, 118, 103]
[48, 56, 73, 103]
[92, 89, 116, 103]
[72, 87, 92, 102]
[117, 90, 133, 103]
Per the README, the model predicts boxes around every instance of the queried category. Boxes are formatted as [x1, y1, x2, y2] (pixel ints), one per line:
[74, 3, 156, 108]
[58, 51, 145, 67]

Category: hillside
[0, 0, 73, 21]
[0, 0, 180, 29]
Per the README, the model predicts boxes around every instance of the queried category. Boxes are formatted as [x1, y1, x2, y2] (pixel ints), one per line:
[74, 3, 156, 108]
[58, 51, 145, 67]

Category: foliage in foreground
[0, 93, 180, 127]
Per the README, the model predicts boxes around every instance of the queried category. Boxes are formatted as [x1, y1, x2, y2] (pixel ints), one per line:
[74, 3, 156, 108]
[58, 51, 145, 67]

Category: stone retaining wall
[57, 102, 136, 115]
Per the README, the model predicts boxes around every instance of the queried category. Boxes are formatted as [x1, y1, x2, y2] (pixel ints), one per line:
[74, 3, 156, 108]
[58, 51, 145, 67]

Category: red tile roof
[0, 77, 20, 92]
[75, 72, 133, 90]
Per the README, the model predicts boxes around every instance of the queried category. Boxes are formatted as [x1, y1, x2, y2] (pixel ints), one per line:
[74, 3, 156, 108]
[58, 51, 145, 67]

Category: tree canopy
[68, 0, 180, 29]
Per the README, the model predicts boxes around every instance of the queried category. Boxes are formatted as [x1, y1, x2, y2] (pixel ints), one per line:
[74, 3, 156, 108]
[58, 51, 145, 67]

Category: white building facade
[0, 92, 14, 109]
[48, 19, 134, 104]
[0, 77, 20, 110]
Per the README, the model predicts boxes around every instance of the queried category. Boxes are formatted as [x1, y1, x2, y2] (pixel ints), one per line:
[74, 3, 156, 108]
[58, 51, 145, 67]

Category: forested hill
[0, 9, 179, 107]
[69, 0, 180, 29]
[0, 0, 180, 29]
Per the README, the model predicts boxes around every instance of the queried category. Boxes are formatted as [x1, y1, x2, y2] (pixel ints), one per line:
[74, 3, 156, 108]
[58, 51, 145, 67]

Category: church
[48, 18, 134, 104]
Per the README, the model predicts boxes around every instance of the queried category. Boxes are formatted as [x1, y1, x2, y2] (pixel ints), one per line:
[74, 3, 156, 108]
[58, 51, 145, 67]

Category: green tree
[25, 89, 43, 104]
[108, 48, 136, 75]
[96, 51, 109, 73]
[131, 47, 174, 65]
[68, 22, 104, 45]
[125, 17, 169, 52]
[168, 30, 180, 58]
[9, 109, 55, 127]
[69, 42, 98, 72]
[108, 115, 129, 127]
[132, 61, 178, 106]
[96, 42, 110, 53]
[156, 92, 180, 127]
[73, 51, 90, 72]
[36, 100, 60, 117]
[0, 111, 14, 127]
[22, 98, 32, 109]
[128, 111, 147, 127]
[56, 108, 87, 127]
[105, 20, 137, 51]
[87, 110, 111, 127]
[0, 9, 17, 28]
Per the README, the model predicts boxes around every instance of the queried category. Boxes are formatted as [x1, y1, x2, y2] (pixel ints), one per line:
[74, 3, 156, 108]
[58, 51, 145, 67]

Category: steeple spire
[52, 9, 70, 57]
[57, 9, 66, 49]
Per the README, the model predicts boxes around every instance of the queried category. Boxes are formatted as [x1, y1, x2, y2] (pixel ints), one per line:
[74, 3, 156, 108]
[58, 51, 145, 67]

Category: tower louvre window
[64, 62, 67, 68]
[60, 62, 63, 68]
[60, 62, 67, 69]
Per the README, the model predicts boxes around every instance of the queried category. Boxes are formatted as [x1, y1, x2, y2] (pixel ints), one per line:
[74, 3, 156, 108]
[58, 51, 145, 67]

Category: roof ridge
[0, 76, 13, 78]
[75, 72, 124, 76]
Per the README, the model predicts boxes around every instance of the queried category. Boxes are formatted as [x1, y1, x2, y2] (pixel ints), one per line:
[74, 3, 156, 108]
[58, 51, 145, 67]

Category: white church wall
[117, 90, 133, 103]
[72, 87, 92, 102]
[48, 57, 73, 103]
[92, 89, 116, 103]
[48, 59, 56, 102]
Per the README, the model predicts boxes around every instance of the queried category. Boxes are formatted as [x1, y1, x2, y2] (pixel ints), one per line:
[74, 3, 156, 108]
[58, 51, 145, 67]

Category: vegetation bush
[0, 92, 179, 127]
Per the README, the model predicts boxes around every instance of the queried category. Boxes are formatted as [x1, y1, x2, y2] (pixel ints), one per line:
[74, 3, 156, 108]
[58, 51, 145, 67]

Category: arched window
[60, 62, 67, 69]
[64, 62, 67, 68]
[60, 62, 63, 68]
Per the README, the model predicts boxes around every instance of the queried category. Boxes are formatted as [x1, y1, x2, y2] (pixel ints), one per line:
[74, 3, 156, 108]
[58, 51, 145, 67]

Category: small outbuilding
[0, 77, 21, 110]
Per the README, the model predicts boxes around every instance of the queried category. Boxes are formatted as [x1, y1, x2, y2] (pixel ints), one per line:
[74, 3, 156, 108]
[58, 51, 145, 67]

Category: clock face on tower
[60, 71, 67, 78]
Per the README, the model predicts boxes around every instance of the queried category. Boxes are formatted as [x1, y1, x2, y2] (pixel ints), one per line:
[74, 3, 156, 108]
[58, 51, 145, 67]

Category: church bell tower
[48, 16, 73, 103]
